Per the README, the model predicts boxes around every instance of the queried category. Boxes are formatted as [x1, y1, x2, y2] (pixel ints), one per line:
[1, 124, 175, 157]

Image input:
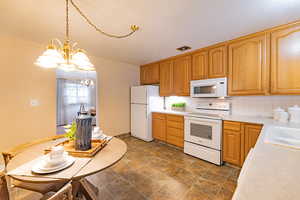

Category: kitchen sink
[264, 126, 300, 149]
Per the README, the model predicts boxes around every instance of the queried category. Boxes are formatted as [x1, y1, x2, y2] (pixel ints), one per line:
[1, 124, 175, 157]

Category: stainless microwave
[190, 78, 227, 98]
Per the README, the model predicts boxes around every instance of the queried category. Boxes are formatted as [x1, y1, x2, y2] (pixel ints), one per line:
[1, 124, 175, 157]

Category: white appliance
[190, 78, 227, 98]
[184, 102, 230, 165]
[131, 86, 163, 141]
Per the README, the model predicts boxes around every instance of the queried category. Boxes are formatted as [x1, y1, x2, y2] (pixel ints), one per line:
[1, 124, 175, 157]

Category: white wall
[0, 32, 139, 165]
[0, 33, 56, 160]
[93, 57, 139, 136]
[165, 96, 300, 117]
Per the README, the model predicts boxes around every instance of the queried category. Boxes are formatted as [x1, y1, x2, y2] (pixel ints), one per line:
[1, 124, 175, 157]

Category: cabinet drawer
[167, 120, 183, 129]
[223, 121, 241, 131]
[152, 112, 166, 120]
[167, 114, 184, 122]
[167, 134, 184, 148]
[167, 127, 184, 138]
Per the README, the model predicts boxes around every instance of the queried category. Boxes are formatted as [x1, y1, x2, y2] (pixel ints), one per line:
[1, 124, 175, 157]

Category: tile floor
[17, 135, 240, 200]
[87, 135, 239, 200]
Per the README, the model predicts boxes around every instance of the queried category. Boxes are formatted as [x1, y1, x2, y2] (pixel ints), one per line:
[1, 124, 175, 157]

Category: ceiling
[2, 0, 300, 65]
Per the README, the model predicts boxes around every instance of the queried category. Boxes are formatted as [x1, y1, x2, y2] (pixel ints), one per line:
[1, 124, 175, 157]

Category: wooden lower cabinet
[152, 113, 184, 148]
[223, 121, 262, 167]
[152, 113, 166, 141]
[223, 129, 241, 166]
[166, 127, 184, 147]
[244, 124, 263, 159]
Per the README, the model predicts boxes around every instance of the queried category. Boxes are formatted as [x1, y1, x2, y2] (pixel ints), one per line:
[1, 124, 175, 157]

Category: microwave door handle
[194, 84, 215, 87]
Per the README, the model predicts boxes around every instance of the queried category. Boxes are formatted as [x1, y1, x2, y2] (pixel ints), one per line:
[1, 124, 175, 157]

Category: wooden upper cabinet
[140, 66, 147, 85]
[228, 34, 270, 96]
[173, 56, 192, 96]
[159, 60, 173, 96]
[150, 63, 160, 84]
[271, 24, 300, 94]
[208, 45, 227, 78]
[192, 51, 208, 80]
[140, 63, 160, 85]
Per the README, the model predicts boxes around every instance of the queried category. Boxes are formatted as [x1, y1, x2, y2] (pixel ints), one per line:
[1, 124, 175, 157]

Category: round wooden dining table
[7, 137, 127, 199]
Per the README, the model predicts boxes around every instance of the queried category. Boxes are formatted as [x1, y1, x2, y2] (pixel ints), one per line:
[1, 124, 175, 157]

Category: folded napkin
[92, 133, 113, 141]
[7, 156, 91, 180]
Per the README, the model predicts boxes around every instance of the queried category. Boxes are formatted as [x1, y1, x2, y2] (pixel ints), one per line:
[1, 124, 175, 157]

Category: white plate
[32, 156, 75, 174]
[42, 153, 69, 171]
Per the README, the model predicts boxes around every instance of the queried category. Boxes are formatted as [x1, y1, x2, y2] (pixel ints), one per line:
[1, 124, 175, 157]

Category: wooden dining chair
[41, 182, 72, 200]
[1, 135, 67, 195]
[0, 172, 9, 200]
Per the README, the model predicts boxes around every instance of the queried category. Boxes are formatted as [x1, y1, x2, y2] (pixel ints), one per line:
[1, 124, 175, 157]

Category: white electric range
[184, 102, 230, 165]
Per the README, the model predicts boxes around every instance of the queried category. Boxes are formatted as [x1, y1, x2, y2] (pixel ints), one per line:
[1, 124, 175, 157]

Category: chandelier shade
[35, 40, 95, 71]
[35, 48, 64, 69]
[35, 0, 139, 72]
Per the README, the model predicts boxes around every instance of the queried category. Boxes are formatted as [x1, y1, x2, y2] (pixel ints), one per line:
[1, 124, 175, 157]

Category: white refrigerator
[131, 86, 163, 141]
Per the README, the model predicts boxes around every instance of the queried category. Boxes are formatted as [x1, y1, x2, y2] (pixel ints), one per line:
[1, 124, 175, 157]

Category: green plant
[65, 121, 76, 141]
[171, 102, 186, 108]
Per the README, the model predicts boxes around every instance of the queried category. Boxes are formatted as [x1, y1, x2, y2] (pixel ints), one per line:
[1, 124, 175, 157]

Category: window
[64, 82, 89, 105]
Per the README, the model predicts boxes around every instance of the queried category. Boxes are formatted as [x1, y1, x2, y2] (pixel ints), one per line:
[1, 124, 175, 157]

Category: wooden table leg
[71, 180, 82, 200]
[79, 178, 98, 200]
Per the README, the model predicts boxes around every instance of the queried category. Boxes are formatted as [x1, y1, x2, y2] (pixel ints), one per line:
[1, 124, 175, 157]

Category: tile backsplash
[165, 96, 300, 117]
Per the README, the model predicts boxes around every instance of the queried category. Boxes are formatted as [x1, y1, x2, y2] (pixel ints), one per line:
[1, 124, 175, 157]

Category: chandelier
[80, 79, 94, 87]
[35, 0, 139, 71]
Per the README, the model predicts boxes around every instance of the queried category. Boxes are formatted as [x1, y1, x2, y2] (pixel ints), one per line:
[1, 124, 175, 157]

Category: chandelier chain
[66, 0, 70, 40]
[69, 0, 139, 39]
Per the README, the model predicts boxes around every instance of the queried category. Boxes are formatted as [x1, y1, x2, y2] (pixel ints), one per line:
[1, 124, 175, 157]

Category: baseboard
[115, 132, 131, 139]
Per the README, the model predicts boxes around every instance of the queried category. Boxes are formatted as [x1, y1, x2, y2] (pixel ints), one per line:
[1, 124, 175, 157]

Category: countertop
[152, 110, 188, 116]
[152, 109, 274, 123]
[152, 110, 300, 200]
[232, 122, 300, 200]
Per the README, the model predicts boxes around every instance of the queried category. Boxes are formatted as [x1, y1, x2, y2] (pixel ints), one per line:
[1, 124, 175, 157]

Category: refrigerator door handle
[145, 110, 147, 119]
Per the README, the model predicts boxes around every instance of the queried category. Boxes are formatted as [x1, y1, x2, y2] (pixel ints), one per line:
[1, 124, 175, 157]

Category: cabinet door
[152, 118, 166, 141]
[271, 24, 300, 94]
[223, 129, 241, 166]
[228, 34, 270, 95]
[159, 60, 173, 96]
[140, 66, 147, 85]
[140, 64, 160, 85]
[173, 56, 191, 96]
[192, 51, 208, 80]
[208, 45, 227, 78]
[149, 63, 160, 84]
[244, 124, 262, 159]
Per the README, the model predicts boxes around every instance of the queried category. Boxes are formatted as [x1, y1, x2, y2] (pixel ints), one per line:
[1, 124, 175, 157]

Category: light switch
[30, 99, 40, 107]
